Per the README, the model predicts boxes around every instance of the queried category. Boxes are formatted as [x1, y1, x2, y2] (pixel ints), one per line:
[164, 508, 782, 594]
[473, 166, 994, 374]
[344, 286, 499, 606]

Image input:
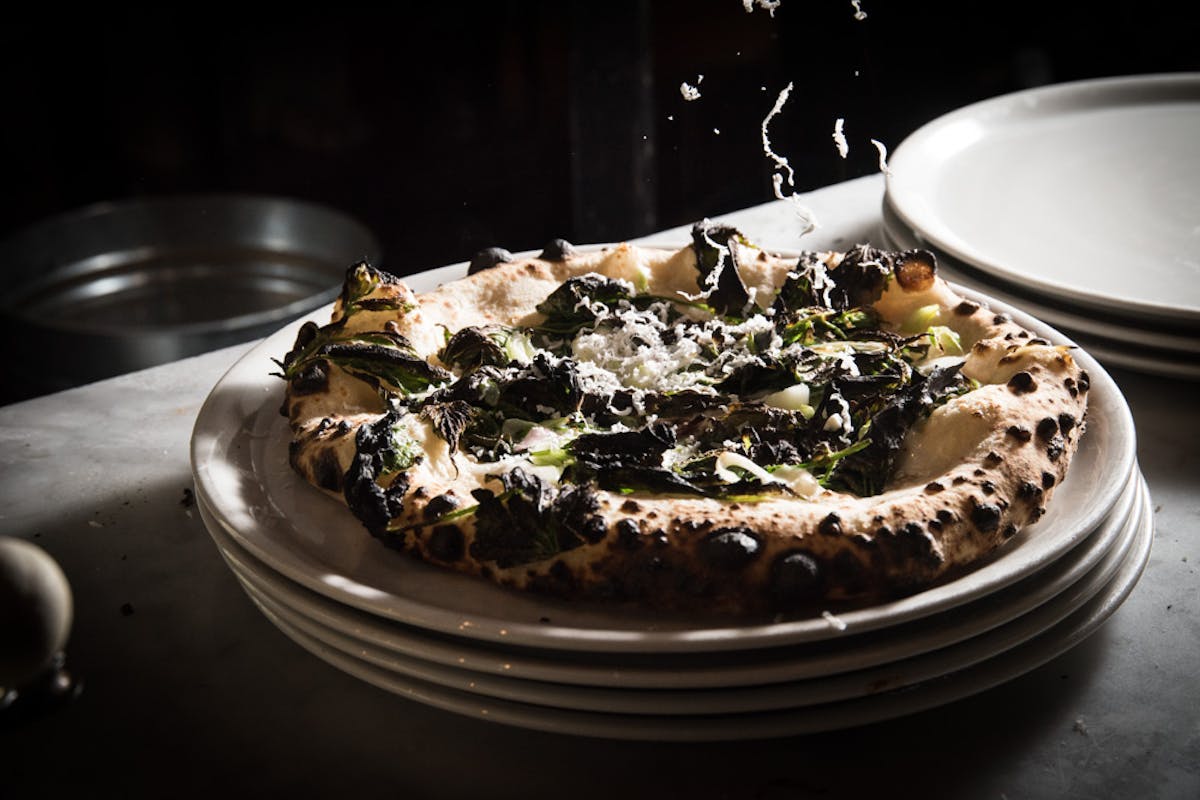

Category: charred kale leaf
[691, 221, 752, 317]
[825, 246, 893, 310]
[418, 400, 475, 454]
[343, 406, 422, 537]
[772, 253, 834, 312]
[468, 468, 607, 567]
[440, 325, 523, 370]
[535, 275, 634, 336]
[827, 364, 970, 495]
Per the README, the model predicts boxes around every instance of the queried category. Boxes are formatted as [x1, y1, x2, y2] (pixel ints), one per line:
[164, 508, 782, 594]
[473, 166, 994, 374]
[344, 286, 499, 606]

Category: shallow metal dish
[0, 194, 380, 402]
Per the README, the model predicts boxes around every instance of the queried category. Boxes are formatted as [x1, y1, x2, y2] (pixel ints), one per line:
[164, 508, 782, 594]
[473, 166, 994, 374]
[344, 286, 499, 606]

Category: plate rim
[201, 473, 1139, 688]
[211, 476, 1144, 713]
[886, 72, 1200, 324]
[879, 207, 1200, 380]
[245, 496, 1154, 741]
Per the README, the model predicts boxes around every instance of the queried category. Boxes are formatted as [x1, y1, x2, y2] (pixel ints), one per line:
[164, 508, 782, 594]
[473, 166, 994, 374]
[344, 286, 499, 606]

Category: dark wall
[2, 1, 1195, 274]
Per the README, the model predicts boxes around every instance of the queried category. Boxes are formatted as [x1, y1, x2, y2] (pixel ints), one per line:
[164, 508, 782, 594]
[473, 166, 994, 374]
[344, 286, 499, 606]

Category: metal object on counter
[0, 194, 381, 403]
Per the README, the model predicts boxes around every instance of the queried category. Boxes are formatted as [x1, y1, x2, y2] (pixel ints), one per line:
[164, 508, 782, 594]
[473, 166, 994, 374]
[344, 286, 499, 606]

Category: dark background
[2, 1, 1195, 274]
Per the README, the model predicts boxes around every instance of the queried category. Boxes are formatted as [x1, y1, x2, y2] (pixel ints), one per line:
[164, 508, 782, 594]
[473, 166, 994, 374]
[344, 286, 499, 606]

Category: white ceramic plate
[213, 473, 1144, 715]
[886, 73, 1200, 325]
[243, 495, 1153, 741]
[880, 197, 1200, 354]
[879, 208, 1200, 381]
[200, 469, 1138, 690]
[190, 258, 1137, 653]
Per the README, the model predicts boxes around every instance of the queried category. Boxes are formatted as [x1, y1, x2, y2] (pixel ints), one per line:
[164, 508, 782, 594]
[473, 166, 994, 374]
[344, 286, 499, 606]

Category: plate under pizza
[190, 247, 1138, 654]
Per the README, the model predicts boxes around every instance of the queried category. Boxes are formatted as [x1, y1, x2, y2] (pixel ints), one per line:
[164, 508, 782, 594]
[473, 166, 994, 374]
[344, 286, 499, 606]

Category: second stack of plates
[191, 258, 1153, 741]
[884, 73, 1200, 380]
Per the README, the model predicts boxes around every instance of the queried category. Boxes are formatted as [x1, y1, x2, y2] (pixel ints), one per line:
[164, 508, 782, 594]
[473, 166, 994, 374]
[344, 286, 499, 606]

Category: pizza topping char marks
[279, 221, 1090, 614]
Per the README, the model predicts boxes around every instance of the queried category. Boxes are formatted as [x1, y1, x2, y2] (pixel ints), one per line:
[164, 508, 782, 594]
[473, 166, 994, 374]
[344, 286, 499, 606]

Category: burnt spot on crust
[346, 471, 411, 540]
[1036, 417, 1059, 441]
[1007, 371, 1037, 394]
[952, 475, 969, 486]
[1046, 435, 1066, 462]
[1018, 481, 1044, 502]
[1006, 425, 1032, 443]
[980, 480, 996, 495]
[538, 238, 576, 261]
[621, 499, 641, 513]
[548, 559, 575, 589]
[936, 508, 957, 526]
[1078, 370, 1091, 393]
[894, 522, 943, 569]
[313, 448, 344, 493]
[428, 524, 466, 562]
[1042, 471, 1057, 489]
[925, 481, 945, 494]
[1002, 523, 1018, 539]
[290, 359, 330, 396]
[698, 527, 762, 570]
[827, 550, 870, 596]
[984, 451, 1003, 467]
[954, 300, 980, 316]
[993, 313, 1012, 324]
[616, 519, 641, 550]
[423, 492, 461, 521]
[970, 499, 1003, 534]
[467, 247, 514, 275]
[894, 249, 937, 292]
[1064, 376, 1079, 397]
[1058, 413, 1077, 434]
[818, 513, 843, 536]
[769, 550, 825, 609]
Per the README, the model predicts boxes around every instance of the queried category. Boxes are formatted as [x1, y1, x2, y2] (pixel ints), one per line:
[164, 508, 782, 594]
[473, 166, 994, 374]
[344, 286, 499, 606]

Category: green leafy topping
[691, 220, 753, 317]
[339, 262, 414, 318]
[535, 275, 635, 336]
[467, 468, 607, 567]
[281, 326, 448, 398]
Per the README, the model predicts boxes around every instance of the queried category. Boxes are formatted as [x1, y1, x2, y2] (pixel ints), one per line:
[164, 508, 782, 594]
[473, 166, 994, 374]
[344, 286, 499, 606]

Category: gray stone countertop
[1, 176, 1196, 799]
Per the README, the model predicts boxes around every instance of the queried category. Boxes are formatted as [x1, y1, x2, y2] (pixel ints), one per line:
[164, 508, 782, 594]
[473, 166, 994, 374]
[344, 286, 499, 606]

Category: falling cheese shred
[833, 117, 849, 158]
[761, 83, 818, 235]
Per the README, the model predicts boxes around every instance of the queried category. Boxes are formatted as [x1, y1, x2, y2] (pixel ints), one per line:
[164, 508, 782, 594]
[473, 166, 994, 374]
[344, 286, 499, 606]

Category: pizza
[276, 221, 1089, 615]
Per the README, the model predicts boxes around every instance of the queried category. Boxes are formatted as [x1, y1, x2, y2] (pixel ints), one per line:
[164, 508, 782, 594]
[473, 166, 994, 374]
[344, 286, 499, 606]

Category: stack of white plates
[191, 266, 1152, 742]
[884, 73, 1200, 380]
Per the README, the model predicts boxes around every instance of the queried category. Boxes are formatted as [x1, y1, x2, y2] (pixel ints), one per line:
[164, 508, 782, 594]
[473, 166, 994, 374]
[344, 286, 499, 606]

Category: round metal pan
[0, 194, 381, 402]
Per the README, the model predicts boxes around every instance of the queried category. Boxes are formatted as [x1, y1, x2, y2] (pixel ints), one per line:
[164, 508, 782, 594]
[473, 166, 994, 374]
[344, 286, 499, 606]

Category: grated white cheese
[833, 117, 849, 158]
[680, 74, 703, 101]
[850, 0, 867, 21]
[743, 0, 781, 16]
[571, 307, 706, 393]
[825, 392, 854, 435]
[762, 83, 818, 235]
[870, 138, 892, 176]
[822, 610, 848, 631]
[715, 451, 777, 485]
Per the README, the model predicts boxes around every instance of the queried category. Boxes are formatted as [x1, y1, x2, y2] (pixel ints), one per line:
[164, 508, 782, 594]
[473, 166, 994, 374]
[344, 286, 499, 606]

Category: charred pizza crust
[278, 231, 1089, 615]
